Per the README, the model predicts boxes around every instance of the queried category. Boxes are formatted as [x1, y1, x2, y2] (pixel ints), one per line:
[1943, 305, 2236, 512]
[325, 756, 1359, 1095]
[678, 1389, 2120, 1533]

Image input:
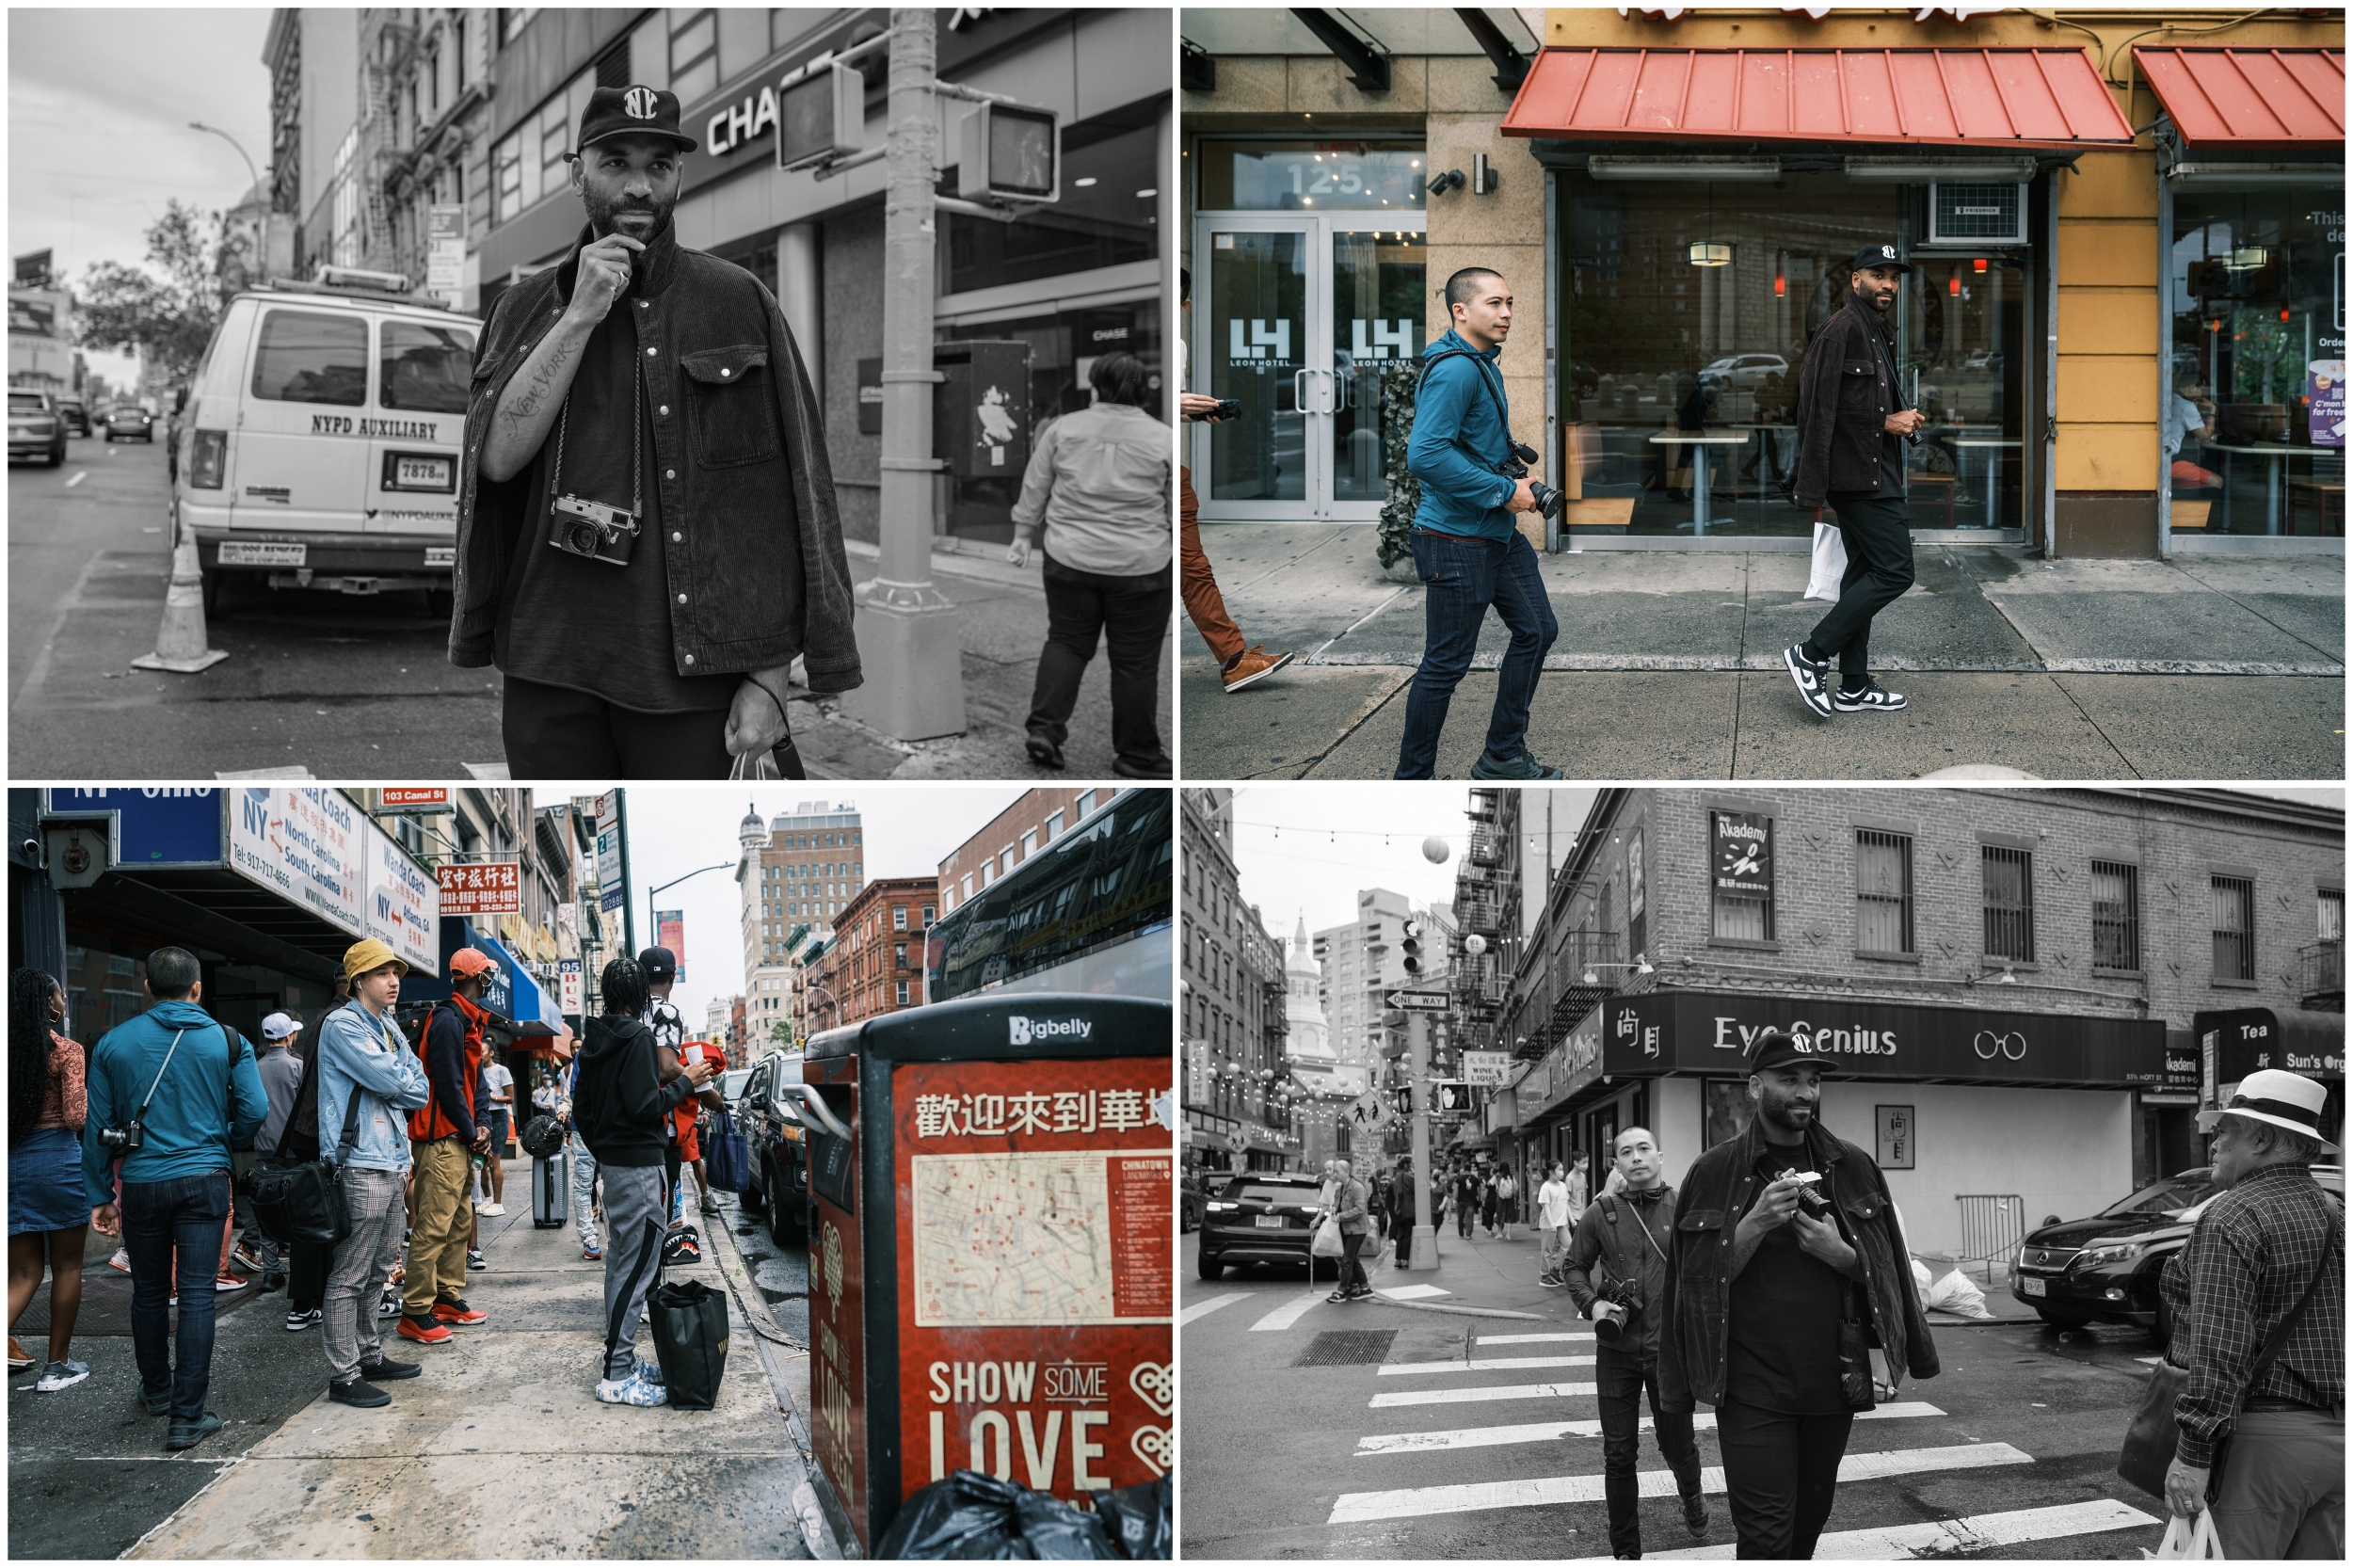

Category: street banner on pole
[558, 958, 584, 1016]
[438, 859, 520, 917]
[656, 908, 684, 978]
[425, 205, 465, 307]
[595, 792, 623, 915]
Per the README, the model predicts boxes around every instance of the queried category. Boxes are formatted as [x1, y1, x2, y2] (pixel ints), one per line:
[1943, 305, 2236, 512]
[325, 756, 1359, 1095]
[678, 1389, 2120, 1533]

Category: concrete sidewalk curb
[1292, 651, 2345, 677]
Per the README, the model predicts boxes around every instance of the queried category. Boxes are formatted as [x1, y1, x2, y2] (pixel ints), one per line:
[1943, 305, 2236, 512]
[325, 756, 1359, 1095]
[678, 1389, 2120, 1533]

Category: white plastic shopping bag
[1805, 518, 1847, 602]
[1310, 1216, 1344, 1258]
[2145, 1510, 2226, 1560]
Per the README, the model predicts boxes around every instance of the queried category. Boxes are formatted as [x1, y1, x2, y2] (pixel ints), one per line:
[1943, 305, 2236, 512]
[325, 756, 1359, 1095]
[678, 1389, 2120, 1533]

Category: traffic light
[1401, 920, 1423, 975]
[776, 59, 865, 171]
[957, 101, 1060, 204]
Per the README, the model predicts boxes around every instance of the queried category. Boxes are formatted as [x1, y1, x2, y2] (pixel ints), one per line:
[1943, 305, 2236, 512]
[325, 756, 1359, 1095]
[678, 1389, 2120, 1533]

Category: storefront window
[1567, 173, 2025, 537]
[1703, 1079, 1749, 1151]
[945, 116, 1160, 296]
[2169, 189, 2344, 536]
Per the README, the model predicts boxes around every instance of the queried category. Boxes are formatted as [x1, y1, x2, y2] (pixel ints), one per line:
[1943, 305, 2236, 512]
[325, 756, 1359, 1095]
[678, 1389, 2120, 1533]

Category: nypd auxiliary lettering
[309, 414, 440, 439]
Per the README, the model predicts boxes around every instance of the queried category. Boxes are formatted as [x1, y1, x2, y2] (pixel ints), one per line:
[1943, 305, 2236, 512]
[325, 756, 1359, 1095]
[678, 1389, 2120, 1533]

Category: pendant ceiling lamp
[1688, 182, 1733, 267]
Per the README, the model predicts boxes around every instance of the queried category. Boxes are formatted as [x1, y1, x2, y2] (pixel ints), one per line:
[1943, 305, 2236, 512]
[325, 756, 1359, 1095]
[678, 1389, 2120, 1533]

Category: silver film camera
[549, 494, 641, 567]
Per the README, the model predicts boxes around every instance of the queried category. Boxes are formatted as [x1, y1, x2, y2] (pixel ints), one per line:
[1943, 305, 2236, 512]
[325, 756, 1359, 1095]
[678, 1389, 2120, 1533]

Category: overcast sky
[613, 785, 1032, 1031]
[8, 8, 275, 391]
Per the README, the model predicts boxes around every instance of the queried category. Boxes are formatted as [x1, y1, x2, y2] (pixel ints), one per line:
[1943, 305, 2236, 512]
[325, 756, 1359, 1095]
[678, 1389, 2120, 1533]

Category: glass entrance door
[1193, 215, 1428, 520]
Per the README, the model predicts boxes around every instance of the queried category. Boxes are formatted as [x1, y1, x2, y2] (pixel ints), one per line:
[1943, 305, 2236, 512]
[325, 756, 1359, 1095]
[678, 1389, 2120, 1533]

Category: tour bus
[172, 265, 476, 616]
[925, 787, 1173, 1003]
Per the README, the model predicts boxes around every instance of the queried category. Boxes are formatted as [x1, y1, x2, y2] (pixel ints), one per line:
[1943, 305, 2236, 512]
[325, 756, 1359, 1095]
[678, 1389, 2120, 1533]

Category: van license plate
[1255, 1215, 1285, 1229]
[2020, 1276, 2045, 1297]
[393, 456, 452, 489]
[218, 542, 305, 567]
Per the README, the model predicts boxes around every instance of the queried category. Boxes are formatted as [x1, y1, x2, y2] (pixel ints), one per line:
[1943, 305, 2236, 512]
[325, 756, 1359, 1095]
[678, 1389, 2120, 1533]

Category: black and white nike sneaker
[1782, 643, 1834, 719]
[1833, 678, 1908, 712]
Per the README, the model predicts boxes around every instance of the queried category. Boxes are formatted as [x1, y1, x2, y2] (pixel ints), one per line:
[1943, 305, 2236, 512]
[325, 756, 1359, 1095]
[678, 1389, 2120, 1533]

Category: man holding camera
[457, 85, 859, 776]
[1786, 243, 1925, 720]
[1565, 1127, 1708, 1556]
[1659, 1034, 1939, 1559]
[1395, 267, 1561, 781]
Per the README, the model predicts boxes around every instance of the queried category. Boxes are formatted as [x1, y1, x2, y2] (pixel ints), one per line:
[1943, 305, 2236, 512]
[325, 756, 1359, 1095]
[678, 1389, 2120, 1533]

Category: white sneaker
[475, 1202, 505, 1216]
[595, 1371, 668, 1407]
[107, 1250, 132, 1275]
[35, 1358, 89, 1391]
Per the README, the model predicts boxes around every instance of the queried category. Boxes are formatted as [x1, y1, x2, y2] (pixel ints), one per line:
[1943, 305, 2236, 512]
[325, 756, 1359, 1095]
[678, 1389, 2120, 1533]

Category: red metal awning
[1501, 47, 2137, 149]
[2135, 48, 2345, 150]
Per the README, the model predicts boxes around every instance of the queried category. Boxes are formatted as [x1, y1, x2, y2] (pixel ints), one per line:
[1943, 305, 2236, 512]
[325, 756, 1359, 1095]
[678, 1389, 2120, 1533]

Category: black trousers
[1026, 553, 1169, 773]
[1805, 495, 1915, 680]
[502, 675, 738, 778]
[1337, 1229, 1368, 1294]
[1596, 1348, 1703, 1559]
[286, 1239, 331, 1316]
[1715, 1398, 1855, 1560]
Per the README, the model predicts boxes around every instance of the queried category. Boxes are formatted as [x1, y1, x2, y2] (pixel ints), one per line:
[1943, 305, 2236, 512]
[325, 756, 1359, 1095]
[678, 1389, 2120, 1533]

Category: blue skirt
[8, 1127, 88, 1237]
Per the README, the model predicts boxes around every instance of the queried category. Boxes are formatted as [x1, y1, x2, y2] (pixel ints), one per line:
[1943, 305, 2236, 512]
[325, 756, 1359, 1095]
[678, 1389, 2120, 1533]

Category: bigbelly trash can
[796, 990, 1174, 1553]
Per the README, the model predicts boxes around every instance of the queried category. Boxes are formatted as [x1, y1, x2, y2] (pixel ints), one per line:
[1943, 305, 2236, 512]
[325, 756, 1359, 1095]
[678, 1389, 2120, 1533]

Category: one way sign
[1386, 990, 1449, 1011]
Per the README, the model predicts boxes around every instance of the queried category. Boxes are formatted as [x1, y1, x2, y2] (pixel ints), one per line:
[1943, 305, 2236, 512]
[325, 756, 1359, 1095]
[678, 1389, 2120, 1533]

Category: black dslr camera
[549, 494, 641, 568]
[96, 1118, 144, 1154]
[1499, 439, 1566, 520]
[1590, 1275, 1642, 1345]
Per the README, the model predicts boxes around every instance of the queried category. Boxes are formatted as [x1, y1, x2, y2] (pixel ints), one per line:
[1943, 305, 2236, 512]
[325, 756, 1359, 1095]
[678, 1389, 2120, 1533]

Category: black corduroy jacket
[1793, 292, 1907, 510]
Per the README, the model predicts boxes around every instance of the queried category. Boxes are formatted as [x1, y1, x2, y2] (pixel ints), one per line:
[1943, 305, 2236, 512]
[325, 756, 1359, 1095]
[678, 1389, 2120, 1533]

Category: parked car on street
[1197, 1171, 1333, 1281]
[1697, 352, 1789, 391]
[102, 403, 155, 442]
[55, 394, 89, 437]
[8, 390, 66, 467]
[733, 1052, 808, 1243]
[719, 1066, 752, 1110]
[2010, 1162, 2345, 1344]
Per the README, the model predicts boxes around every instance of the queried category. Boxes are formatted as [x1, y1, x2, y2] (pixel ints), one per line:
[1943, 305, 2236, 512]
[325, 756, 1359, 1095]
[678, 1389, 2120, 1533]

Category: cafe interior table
[1647, 431, 1753, 534]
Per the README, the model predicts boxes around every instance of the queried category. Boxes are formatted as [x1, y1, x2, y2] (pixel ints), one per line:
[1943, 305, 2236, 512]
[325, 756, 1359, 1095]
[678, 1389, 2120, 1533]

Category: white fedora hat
[2198, 1067, 2339, 1153]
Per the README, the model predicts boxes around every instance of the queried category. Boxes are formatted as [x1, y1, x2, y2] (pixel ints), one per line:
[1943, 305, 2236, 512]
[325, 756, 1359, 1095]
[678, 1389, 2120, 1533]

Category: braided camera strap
[549, 340, 643, 520]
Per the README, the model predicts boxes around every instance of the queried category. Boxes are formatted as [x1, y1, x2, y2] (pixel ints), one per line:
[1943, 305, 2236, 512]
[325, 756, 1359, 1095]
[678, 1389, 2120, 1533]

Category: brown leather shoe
[1221, 647, 1294, 693]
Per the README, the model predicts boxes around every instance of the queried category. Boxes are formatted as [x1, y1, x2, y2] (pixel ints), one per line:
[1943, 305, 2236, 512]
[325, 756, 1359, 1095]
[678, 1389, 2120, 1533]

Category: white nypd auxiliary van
[173, 266, 478, 615]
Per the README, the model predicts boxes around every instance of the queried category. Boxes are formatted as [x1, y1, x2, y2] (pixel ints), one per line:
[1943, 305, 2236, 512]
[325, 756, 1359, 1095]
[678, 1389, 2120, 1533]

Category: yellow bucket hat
[343, 938, 409, 980]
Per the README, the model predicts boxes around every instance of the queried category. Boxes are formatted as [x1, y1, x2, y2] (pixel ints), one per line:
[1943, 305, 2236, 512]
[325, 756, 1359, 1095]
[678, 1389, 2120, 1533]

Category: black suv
[1197, 1172, 1333, 1281]
[734, 1053, 808, 1243]
[2011, 1162, 2345, 1344]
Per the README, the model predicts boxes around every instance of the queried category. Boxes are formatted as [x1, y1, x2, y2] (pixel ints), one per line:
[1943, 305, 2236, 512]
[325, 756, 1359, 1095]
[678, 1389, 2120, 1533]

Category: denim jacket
[452, 220, 862, 690]
[316, 1002, 432, 1174]
[1657, 1117, 1939, 1412]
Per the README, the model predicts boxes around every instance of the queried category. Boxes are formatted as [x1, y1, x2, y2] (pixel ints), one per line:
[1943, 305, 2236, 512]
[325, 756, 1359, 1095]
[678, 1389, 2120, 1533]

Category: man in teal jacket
[83, 947, 266, 1450]
[1395, 267, 1559, 780]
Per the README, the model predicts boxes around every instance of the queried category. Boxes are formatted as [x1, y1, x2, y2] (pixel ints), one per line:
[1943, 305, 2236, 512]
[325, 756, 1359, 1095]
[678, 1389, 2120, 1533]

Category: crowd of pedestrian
[8, 937, 744, 1448]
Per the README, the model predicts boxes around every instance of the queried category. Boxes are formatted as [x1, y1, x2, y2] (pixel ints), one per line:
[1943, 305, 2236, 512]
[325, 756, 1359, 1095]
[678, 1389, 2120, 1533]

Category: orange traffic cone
[131, 515, 229, 674]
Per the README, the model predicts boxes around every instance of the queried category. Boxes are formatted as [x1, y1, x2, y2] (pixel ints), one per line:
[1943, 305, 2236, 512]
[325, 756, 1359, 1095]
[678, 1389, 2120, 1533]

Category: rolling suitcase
[533, 1144, 568, 1229]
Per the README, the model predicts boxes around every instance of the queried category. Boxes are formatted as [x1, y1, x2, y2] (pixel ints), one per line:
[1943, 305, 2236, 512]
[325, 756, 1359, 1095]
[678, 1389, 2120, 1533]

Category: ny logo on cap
[622, 87, 659, 120]
[1880, 246, 1897, 259]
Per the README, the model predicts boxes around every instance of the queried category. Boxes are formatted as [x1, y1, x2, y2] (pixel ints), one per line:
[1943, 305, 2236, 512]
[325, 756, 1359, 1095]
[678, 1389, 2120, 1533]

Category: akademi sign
[1598, 990, 2177, 1090]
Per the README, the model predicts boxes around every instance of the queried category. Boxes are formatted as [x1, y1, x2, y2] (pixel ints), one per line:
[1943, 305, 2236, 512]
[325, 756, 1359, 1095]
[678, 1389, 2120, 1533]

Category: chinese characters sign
[912, 1088, 1156, 1140]
[438, 858, 520, 916]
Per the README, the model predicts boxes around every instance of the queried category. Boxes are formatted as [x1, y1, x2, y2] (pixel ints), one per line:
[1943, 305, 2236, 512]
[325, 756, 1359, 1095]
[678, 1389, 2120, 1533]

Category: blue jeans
[120, 1169, 233, 1421]
[1394, 528, 1558, 778]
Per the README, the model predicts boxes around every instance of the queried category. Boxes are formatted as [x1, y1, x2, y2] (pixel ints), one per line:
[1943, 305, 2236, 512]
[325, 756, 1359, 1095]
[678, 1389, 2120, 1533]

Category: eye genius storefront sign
[1599, 990, 2180, 1090]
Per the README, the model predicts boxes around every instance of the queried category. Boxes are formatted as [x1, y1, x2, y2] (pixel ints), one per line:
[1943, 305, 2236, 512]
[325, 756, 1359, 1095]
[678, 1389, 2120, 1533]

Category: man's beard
[1854, 284, 1895, 314]
[586, 190, 674, 241]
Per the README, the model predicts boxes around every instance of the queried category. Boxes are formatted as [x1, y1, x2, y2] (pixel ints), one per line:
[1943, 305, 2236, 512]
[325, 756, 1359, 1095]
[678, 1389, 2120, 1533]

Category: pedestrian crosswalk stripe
[1377, 1353, 1596, 1376]
[1369, 1380, 1598, 1408]
[1478, 1331, 1593, 1345]
[1354, 1401, 1948, 1456]
[1554, 1497, 2162, 1561]
[1251, 1294, 1324, 1332]
[1178, 1294, 1244, 1327]
[1326, 1440, 2034, 1524]
[1374, 1283, 1452, 1300]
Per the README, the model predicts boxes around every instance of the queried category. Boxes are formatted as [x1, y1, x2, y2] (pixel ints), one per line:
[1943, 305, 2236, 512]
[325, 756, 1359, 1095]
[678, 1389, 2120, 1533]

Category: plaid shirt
[2161, 1161, 2345, 1467]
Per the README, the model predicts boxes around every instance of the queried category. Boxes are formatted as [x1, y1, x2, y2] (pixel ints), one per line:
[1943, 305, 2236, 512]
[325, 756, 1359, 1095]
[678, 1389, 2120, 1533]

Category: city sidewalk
[1359, 1221, 2041, 1327]
[1180, 523, 2345, 780]
[114, 1173, 829, 1560]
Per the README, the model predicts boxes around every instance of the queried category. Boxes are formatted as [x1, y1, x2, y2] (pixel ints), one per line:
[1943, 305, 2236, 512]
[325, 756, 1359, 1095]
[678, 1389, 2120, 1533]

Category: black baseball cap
[1846, 242, 1912, 276]
[579, 86, 698, 154]
[1745, 1031, 1841, 1076]
[636, 946, 679, 982]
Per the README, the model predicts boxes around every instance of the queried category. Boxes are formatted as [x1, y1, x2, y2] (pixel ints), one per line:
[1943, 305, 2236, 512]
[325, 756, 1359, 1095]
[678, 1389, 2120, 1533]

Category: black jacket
[571, 1014, 693, 1169]
[1657, 1116, 1939, 1413]
[1564, 1184, 1677, 1361]
[454, 220, 860, 689]
[1793, 293, 1906, 509]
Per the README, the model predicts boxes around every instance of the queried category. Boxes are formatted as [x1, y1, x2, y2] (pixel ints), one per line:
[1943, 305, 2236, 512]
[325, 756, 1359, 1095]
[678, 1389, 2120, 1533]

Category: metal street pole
[845, 8, 966, 741]
[616, 790, 637, 959]
[646, 861, 734, 962]
[187, 121, 262, 197]
[1406, 1010, 1436, 1271]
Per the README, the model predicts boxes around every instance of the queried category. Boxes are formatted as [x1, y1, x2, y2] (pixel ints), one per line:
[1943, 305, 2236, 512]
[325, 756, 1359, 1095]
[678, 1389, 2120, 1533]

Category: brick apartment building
[832, 875, 939, 1024]
[937, 788, 1107, 918]
[1483, 787, 2344, 1262]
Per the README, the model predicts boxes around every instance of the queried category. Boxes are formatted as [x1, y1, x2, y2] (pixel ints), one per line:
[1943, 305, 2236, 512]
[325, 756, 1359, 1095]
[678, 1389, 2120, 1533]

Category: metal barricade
[1955, 1194, 2026, 1278]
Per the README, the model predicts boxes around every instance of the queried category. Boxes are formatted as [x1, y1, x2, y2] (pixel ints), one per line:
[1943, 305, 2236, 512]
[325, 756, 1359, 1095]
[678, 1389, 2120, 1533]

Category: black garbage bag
[519, 1113, 565, 1159]
[873, 1469, 1119, 1560]
[646, 1278, 729, 1411]
[1093, 1475, 1173, 1560]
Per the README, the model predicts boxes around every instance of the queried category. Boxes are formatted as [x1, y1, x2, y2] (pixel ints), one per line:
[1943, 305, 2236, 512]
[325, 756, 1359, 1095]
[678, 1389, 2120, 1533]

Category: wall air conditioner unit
[1928, 183, 2027, 247]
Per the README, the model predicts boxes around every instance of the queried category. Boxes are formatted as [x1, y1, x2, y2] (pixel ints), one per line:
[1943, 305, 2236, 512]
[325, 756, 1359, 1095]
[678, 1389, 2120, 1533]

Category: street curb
[1370, 1289, 1548, 1321]
[1296, 651, 2345, 677]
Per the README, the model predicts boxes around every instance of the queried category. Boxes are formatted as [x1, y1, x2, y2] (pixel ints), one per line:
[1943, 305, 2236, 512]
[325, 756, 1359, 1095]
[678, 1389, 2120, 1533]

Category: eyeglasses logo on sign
[1008, 1016, 1093, 1046]
[1974, 1031, 2027, 1062]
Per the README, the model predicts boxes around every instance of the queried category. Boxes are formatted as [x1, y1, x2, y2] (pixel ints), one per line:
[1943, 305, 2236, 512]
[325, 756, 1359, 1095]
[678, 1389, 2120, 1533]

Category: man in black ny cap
[457, 86, 859, 777]
[633, 946, 719, 1229]
[1658, 1032, 1939, 1559]
[1785, 242, 1928, 722]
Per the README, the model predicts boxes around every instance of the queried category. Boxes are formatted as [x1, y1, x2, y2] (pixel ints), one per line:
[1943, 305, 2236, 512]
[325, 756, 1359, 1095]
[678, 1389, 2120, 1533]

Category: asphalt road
[1178, 1234, 2174, 1561]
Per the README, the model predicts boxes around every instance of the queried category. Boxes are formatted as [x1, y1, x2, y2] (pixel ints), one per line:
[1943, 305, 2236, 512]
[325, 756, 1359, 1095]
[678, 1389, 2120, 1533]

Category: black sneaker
[357, 1355, 422, 1382]
[260, 1272, 286, 1294]
[1833, 678, 1907, 712]
[1325, 1289, 1353, 1304]
[1470, 748, 1564, 781]
[1684, 1492, 1711, 1540]
[1783, 643, 1834, 718]
[138, 1385, 172, 1416]
[164, 1411, 223, 1450]
[1025, 733, 1064, 771]
[328, 1377, 391, 1408]
[285, 1306, 323, 1332]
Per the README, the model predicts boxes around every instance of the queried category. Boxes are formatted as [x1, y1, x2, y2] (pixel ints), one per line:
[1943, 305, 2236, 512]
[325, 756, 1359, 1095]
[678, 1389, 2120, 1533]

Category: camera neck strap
[550, 344, 643, 519]
[132, 1028, 191, 1127]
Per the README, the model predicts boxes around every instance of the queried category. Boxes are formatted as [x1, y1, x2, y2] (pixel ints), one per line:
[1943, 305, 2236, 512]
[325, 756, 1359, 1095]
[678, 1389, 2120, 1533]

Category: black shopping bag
[647, 1278, 729, 1410]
